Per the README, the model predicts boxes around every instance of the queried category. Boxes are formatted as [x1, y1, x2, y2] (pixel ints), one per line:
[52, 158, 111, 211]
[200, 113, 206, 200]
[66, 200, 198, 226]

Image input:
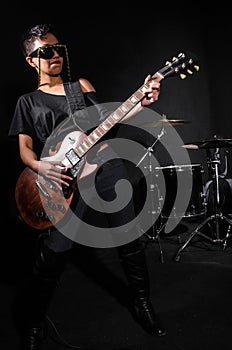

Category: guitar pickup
[65, 148, 80, 166]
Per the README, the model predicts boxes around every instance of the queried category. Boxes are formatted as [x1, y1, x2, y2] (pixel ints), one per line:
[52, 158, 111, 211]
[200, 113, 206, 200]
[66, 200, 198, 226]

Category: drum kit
[138, 116, 232, 262]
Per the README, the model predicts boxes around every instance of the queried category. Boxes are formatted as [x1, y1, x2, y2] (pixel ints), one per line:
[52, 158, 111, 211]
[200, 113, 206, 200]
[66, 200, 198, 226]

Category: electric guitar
[15, 51, 200, 230]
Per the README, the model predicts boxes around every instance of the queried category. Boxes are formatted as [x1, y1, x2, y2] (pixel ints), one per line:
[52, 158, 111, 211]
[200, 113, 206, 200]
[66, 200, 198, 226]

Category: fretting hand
[141, 75, 160, 107]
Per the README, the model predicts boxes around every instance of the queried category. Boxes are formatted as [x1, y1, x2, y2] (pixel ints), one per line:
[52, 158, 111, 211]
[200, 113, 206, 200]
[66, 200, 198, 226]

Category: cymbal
[182, 138, 232, 149]
[182, 144, 199, 149]
[142, 119, 191, 127]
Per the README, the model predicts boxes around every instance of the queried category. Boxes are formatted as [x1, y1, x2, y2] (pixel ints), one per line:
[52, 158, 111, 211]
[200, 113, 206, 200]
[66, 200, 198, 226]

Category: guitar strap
[63, 80, 90, 133]
[64, 80, 86, 114]
[46, 80, 89, 152]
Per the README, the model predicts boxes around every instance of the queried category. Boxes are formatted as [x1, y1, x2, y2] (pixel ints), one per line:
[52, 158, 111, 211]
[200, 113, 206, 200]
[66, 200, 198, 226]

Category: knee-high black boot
[20, 239, 69, 350]
[118, 240, 166, 336]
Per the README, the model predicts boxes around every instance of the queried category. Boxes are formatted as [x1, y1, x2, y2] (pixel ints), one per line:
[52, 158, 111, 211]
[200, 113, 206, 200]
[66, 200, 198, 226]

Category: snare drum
[155, 164, 205, 218]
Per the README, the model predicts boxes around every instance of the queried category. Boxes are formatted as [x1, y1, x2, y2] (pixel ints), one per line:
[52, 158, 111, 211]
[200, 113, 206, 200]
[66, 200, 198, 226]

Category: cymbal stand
[174, 148, 232, 261]
[136, 124, 166, 263]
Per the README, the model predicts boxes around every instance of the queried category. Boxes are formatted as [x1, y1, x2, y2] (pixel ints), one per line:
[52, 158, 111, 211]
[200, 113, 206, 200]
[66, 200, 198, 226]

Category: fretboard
[74, 72, 163, 158]
[70, 51, 199, 158]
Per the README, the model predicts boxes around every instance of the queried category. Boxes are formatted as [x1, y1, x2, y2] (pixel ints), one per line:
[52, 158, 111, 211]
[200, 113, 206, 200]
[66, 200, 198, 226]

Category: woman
[9, 23, 165, 350]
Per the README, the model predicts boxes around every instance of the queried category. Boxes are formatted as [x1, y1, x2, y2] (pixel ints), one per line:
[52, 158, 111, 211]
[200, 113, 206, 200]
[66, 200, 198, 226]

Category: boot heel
[133, 299, 166, 336]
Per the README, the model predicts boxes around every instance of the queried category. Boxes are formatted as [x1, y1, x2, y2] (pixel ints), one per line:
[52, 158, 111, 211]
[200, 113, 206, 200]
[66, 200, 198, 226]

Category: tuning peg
[194, 65, 200, 71]
[180, 73, 186, 79]
[172, 56, 177, 61]
[165, 61, 171, 65]
[187, 69, 193, 74]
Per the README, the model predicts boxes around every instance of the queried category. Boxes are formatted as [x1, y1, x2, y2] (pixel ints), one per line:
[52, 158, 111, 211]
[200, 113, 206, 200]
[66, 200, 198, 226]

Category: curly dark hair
[20, 24, 59, 57]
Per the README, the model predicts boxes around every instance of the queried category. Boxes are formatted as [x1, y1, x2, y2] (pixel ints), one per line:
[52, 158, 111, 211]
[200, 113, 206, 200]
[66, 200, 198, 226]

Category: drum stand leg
[174, 214, 232, 261]
[146, 225, 165, 263]
[136, 126, 166, 263]
[174, 148, 232, 261]
[143, 155, 165, 263]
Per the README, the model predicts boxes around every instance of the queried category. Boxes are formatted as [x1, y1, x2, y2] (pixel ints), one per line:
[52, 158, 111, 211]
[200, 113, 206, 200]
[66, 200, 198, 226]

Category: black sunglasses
[29, 44, 66, 59]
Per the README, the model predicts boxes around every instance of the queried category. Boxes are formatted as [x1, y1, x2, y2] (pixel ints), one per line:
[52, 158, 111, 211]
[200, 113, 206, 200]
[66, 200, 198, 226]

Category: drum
[155, 164, 205, 218]
[204, 178, 232, 215]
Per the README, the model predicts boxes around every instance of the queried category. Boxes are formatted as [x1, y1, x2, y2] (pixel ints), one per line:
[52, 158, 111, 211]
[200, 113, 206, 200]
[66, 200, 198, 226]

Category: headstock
[153, 51, 200, 81]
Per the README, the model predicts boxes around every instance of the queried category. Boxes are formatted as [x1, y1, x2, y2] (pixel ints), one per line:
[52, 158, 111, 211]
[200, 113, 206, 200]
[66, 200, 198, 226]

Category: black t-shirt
[8, 87, 111, 158]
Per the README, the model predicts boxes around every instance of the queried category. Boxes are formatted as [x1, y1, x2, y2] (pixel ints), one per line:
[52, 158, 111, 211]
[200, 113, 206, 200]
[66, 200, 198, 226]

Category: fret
[114, 108, 124, 120]
[85, 138, 92, 148]
[120, 104, 129, 113]
[105, 121, 111, 128]
[123, 100, 135, 110]
[82, 141, 90, 150]
[92, 131, 100, 140]
[108, 115, 117, 125]
[140, 85, 148, 94]
[112, 113, 120, 121]
[97, 126, 106, 135]
[129, 95, 139, 104]
[105, 119, 114, 128]
[77, 145, 85, 155]
[95, 128, 104, 137]
[87, 136, 94, 144]
[102, 123, 110, 131]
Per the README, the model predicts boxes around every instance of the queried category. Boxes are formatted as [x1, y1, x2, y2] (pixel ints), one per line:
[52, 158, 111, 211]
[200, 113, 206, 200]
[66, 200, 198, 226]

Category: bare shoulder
[79, 77, 96, 93]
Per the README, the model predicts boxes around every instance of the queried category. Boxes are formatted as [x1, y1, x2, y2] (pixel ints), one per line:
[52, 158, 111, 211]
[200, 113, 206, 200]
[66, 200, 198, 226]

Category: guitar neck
[74, 72, 164, 158]
[71, 50, 200, 159]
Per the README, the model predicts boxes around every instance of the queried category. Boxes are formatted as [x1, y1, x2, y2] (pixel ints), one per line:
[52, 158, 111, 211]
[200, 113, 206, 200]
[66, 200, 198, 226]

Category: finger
[144, 74, 152, 83]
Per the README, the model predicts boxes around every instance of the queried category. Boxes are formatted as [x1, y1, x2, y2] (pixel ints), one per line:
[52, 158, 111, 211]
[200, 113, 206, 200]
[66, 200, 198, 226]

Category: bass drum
[155, 164, 205, 218]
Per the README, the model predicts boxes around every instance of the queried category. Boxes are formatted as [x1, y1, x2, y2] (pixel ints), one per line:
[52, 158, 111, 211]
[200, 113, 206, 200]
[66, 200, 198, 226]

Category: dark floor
[2, 215, 232, 350]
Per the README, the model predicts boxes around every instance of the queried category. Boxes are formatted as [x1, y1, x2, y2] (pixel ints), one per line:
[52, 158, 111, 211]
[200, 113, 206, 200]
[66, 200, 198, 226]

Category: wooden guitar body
[15, 167, 75, 230]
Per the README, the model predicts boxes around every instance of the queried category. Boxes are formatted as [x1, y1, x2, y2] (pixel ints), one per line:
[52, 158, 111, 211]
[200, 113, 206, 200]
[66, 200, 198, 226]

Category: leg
[20, 234, 70, 350]
[117, 238, 166, 336]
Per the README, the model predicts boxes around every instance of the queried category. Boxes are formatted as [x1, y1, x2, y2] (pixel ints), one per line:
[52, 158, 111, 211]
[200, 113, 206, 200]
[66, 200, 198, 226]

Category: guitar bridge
[62, 157, 85, 198]
[70, 157, 85, 178]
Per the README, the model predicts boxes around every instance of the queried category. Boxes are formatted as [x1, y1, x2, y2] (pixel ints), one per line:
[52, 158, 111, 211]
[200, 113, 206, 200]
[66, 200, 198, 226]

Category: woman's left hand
[141, 75, 160, 106]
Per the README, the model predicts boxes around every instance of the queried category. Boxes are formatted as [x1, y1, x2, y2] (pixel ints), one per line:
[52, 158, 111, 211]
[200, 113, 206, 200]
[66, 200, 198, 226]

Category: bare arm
[19, 134, 39, 172]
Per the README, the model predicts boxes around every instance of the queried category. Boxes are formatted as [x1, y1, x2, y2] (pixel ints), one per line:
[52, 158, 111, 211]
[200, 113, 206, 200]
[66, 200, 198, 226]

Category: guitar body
[15, 167, 74, 230]
[15, 131, 97, 230]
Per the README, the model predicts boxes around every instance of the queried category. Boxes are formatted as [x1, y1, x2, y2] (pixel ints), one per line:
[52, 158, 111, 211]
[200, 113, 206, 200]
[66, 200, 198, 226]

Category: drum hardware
[137, 115, 192, 262]
[136, 120, 167, 263]
[175, 145, 232, 261]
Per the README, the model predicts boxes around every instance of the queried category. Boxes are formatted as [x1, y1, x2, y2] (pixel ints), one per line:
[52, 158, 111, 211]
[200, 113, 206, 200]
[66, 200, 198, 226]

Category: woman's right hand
[37, 160, 74, 187]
